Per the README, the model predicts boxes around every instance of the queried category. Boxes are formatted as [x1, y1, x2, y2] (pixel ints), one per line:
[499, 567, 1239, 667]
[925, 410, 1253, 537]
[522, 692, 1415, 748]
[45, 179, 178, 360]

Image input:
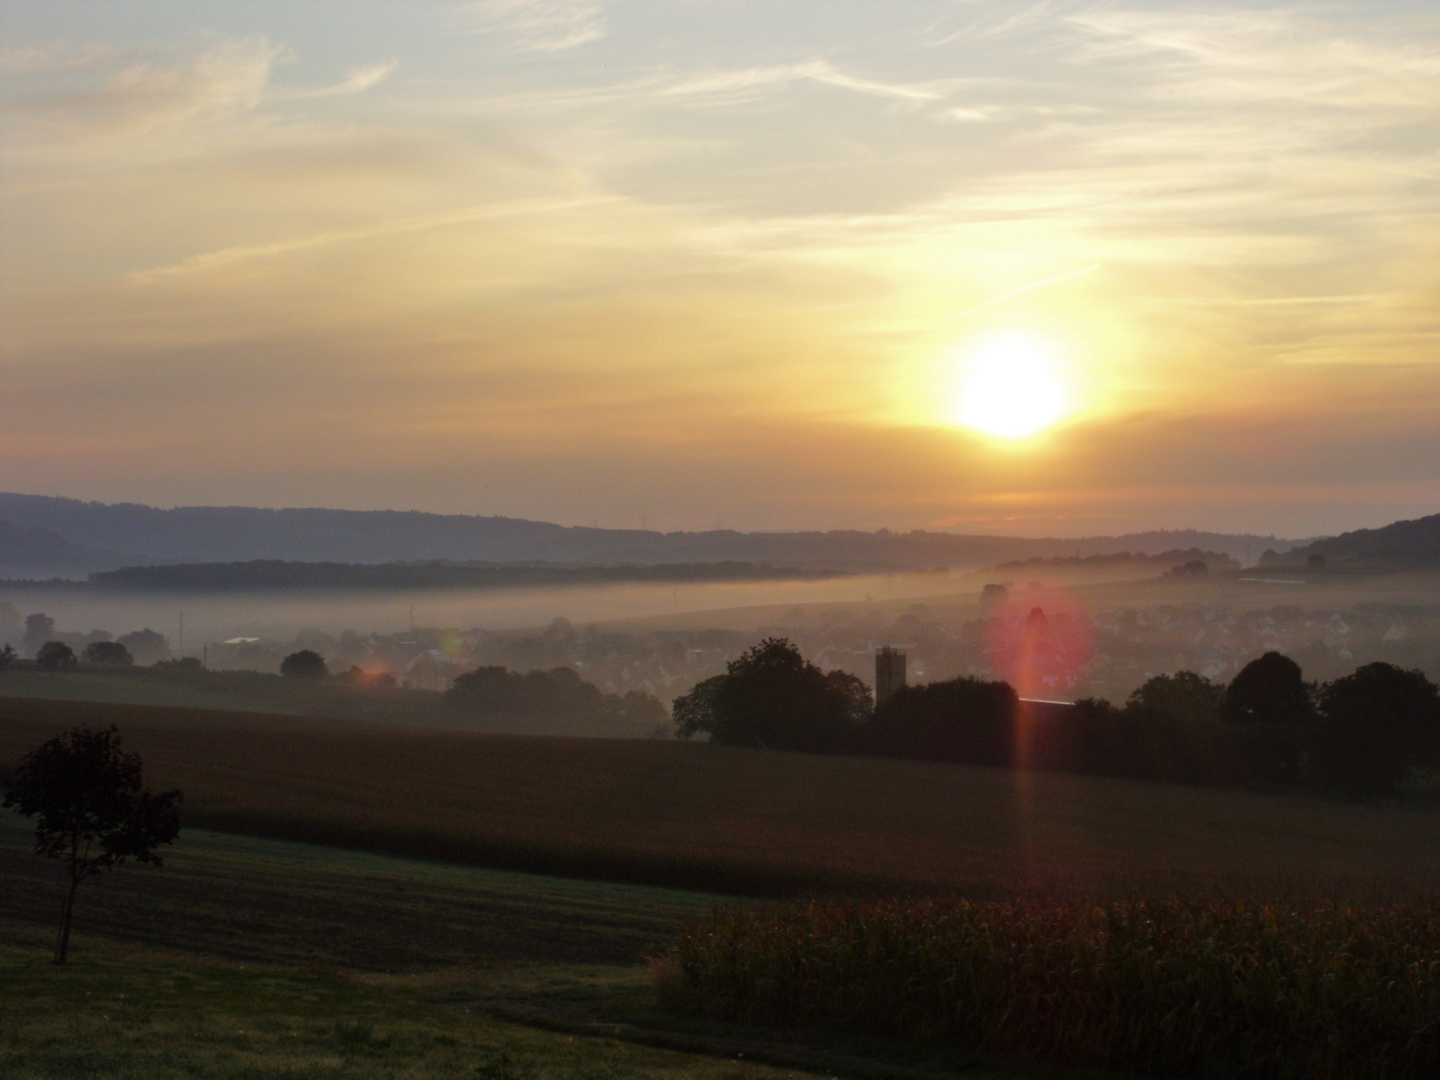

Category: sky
[2, 1, 1438, 539]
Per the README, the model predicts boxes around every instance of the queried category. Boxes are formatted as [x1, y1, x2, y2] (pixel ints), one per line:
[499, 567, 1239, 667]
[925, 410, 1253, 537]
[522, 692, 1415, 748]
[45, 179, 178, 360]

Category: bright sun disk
[952, 335, 1068, 439]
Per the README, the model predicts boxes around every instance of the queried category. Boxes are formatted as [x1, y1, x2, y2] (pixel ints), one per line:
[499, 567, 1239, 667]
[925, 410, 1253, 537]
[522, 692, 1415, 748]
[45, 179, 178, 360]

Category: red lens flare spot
[982, 586, 1094, 700]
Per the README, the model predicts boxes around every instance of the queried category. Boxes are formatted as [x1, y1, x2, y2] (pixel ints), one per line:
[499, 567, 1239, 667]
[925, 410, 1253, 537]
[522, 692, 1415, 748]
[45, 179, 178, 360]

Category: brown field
[3, 695, 1439, 898]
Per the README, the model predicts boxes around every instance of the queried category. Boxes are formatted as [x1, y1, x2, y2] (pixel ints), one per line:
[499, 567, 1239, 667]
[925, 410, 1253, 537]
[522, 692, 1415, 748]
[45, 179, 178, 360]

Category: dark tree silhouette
[672, 638, 871, 751]
[868, 677, 1018, 764]
[1221, 651, 1315, 782]
[35, 641, 77, 671]
[280, 649, 329, 679]
[1317, 663, 1440, 798]
[447, 664, 667, 728]
[1127, 671, 1224, 725]
[0, 644, 15, 673]
[1222, 652, 1314, 725]
[82, 640, 133, 667]
[673, 674, 726, 739]
[3, 726, 181, 963]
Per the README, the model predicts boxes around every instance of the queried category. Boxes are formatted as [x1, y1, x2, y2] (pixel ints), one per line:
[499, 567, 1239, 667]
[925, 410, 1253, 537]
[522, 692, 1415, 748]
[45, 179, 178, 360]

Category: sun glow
[951, 335, 1069, 439]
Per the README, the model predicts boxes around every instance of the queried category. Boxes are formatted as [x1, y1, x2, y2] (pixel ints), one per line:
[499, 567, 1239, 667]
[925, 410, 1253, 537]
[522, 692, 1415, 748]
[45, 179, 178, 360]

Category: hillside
[0, 492, 1296, 572]
[3, 697, 1437, 898]
[0, 519, 127, 577]
[1278, 511, 1440, 566]
[83, 559, 844, 592]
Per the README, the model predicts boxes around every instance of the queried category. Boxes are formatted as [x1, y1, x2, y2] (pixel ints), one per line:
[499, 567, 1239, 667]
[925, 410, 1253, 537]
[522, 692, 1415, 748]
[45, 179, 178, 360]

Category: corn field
[655, 896, 1440, 1079]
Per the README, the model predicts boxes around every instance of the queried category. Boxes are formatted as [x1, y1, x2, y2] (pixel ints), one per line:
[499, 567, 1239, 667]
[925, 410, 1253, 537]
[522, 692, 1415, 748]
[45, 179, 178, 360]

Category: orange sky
[2, 2, 1438, 538]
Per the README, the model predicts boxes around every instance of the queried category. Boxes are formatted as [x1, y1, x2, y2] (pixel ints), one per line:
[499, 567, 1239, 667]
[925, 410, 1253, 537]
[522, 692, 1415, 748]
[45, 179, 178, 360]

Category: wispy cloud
[462, 1, 607, 52]
[662, 59, 946, 104]
[948, 264, 1102, 323]
[126, 197, 619, 284]
[1, 37, 285, 145]
[294, 59, 398, 98]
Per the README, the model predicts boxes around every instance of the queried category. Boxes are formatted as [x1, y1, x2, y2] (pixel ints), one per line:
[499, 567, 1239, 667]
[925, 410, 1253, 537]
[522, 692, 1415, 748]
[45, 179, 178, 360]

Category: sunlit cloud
[462, 0, 607, 52]
[1, 36, 284, 145]
[1, 2, 1438, 537]
[661, 59, 947, 104]
[281, 58, 397, 99]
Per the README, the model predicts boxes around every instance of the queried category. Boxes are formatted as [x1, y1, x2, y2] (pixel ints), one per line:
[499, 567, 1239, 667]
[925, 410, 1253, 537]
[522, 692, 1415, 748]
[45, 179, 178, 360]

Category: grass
[656, 896, 1440, 1080]
[4, 696, 1440, 900]
[0, 814, 715, 971]
[0, 815, 833, 1080]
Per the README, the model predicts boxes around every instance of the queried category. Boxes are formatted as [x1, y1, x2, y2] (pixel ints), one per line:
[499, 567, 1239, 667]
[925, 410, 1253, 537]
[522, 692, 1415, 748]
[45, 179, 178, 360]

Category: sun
[950, 334, 1069, 439]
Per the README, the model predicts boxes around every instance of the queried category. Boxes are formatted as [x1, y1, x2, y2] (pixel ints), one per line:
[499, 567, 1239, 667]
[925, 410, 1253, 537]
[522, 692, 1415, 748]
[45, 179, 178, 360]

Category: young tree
[3, 726, 181, 964]
[0, 644, 15, 673]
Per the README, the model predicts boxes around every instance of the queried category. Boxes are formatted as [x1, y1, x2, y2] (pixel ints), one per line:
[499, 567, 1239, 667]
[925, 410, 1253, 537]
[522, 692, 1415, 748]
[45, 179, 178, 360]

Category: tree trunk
[54, 875, 80, 965]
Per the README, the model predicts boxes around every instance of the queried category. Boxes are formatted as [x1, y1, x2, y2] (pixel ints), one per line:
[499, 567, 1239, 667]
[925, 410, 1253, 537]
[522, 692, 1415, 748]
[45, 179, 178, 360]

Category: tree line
[674, 638, 1440, 799]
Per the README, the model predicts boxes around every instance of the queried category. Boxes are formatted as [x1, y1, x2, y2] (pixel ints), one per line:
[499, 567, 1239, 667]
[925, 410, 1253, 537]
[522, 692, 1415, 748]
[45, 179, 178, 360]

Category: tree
[1317, 663, 1440, 798]
[82, 640, 133, 667]
[1127, 671, 1224, 725]
[867, 677, 1017, 764]
[671, 638, 870, 751]
[280, 649, 329, 679]
[3, 726, 181, 964]
[0, 644, 15, 674]
[35, 641, 77, 672]
[1221, 651, 1315, 782]
[1222, 652, 1313, 724]
[23, 613, 55, 656]
[674, 674, 725, 739]
[117, 629, 171, 666]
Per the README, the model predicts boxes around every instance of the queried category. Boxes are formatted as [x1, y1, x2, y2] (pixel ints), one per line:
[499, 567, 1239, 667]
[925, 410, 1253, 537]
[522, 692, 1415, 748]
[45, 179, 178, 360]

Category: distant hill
[0, 493, 1299, 573]
[0, 519, 130, 577]
[993, 548, 1241, 576]
[84, 560, 845, 593]
[1268, 511, 1440, 566]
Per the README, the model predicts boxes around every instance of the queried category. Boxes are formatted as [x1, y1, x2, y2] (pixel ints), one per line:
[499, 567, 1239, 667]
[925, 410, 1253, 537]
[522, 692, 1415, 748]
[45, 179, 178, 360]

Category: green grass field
[0, 815, 1001, 1079]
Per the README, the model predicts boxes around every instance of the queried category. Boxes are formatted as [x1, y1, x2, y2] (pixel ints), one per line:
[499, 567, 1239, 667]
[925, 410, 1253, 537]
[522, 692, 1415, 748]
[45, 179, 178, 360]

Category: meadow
[0, 815, 860, 1080]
